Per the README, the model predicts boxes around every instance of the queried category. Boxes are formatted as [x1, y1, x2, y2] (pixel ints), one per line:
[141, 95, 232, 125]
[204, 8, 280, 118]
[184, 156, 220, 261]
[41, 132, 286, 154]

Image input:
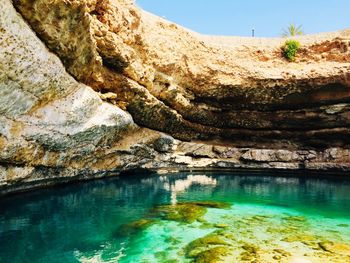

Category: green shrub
[282, 40, 301, 62]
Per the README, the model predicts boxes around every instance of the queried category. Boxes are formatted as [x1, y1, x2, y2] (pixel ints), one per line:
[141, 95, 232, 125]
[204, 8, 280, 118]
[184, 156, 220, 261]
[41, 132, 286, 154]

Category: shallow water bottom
[1, 172, 350, 262]
[108, 203, 350, 263]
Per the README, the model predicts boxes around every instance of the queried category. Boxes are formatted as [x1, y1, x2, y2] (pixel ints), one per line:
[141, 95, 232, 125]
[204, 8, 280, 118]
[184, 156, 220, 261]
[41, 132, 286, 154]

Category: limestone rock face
[13, 0, 350, 147]
[0, 0, 350, 194]
[0, 0, 136, 193]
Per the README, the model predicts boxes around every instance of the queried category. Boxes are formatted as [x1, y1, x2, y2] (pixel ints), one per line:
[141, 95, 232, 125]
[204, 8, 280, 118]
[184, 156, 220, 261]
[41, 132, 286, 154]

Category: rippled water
[0, 171, 350, 262]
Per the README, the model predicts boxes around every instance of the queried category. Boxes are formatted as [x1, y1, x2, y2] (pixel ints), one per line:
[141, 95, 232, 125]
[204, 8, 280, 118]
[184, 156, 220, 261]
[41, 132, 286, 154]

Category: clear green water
[1, 172, 350, 263]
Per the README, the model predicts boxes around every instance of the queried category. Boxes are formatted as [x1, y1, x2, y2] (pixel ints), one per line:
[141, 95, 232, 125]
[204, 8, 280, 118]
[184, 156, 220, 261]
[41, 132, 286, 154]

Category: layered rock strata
[13, 0, 350, 147]
[0, 0, 349, 195]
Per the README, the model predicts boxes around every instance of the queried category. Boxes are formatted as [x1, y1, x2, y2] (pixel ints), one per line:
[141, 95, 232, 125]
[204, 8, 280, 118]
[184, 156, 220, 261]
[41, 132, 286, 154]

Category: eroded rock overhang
[12, 0, 350, 148]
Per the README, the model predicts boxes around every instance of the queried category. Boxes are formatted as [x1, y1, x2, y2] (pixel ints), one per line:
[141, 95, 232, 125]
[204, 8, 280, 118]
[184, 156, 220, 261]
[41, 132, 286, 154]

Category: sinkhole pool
[0, 171, 350, 263]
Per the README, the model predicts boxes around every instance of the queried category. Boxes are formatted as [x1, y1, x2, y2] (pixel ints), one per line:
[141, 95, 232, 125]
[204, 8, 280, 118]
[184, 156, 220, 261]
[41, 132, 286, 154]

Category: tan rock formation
[0, 0, 349, 194]
[13, 0, 350, 147]
[0, 0, 137, 193]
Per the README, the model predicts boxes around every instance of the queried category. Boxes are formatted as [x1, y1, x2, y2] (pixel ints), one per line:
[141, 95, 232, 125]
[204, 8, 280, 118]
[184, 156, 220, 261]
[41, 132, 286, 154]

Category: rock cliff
[1, 0, 350, 195]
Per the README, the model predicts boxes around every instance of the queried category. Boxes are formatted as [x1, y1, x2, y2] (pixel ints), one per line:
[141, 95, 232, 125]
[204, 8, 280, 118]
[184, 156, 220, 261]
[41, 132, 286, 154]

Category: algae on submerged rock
[192, 246, 231, 263]
[184, 231, 232, 262]
[185, 233, 230, 256]
[151, 203, 207, 223]
[318, 241, 350, 255]
[115, 218, 155, 236]
[179, 201, 232, 209]
[150, 201, 231, 223]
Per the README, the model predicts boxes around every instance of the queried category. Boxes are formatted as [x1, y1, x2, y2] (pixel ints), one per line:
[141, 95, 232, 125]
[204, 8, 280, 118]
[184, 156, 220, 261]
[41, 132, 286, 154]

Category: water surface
[0, 171, 350, 262]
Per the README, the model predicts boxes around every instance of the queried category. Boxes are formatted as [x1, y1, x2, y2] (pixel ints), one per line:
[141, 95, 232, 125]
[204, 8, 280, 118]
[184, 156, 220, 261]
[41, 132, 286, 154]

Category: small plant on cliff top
[282, 40, 301, 62]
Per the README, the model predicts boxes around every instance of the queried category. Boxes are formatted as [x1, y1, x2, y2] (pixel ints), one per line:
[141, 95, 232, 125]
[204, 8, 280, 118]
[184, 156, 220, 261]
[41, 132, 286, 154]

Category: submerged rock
[115, 218, 155, 236]
[184, 232, 231, 262]
[282, 234, 316, 243]
[283, 216, 308, 222]
[214, 224, 229, 229]
[192, 246, 230, 263]
[151, 203, 207, 223]
[318, 241, 350, 255]
[185, 233, 230, 255]
[150, 201, 231, 223]
[273, 249, 291, 257]
[240, 243, 259, 261]
[178, 201, 232, 209]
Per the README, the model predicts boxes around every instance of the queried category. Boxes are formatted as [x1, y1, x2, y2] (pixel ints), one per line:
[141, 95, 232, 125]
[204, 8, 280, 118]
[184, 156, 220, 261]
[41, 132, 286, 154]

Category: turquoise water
[0, 172, 350, 262]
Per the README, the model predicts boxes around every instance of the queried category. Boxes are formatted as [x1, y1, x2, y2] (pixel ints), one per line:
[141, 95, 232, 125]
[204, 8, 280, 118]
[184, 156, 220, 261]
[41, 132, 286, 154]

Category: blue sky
[136, 0, 350, 37]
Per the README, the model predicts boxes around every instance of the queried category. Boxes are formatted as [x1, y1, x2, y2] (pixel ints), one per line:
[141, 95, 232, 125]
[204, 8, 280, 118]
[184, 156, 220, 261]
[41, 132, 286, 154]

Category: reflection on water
[0, 172, 349, 262]
[162, 174, 217, 204]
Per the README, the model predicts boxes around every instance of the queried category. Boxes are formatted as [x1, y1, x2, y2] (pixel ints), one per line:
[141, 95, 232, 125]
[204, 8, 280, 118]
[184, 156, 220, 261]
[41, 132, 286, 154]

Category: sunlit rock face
[0, 0, 350, 194]
[0, 0, 136, 193]
[13, 0, 350, 147]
